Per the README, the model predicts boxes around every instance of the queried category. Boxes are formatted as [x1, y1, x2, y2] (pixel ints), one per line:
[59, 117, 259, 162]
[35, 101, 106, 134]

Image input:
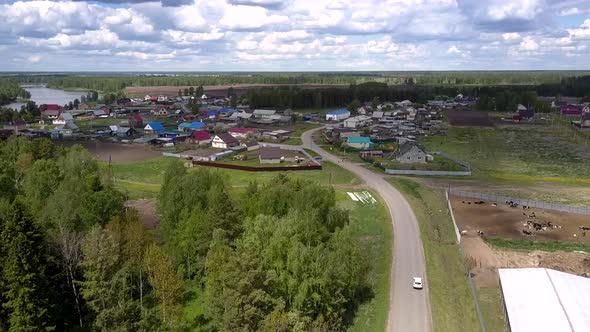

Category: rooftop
[499, 268, 590, 332]
[347, 136, 372, 143]
[327, 109, 351, 115]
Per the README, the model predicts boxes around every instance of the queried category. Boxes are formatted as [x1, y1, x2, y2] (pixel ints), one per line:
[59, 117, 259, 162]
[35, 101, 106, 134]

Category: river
[6, 85, 88, 110]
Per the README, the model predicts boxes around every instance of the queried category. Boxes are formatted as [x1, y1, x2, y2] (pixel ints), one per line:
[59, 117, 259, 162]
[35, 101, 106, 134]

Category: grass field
[108, 157, 360, 199]
[476, 287, 506, 332]
[421, 125, 590, 184]
[388, 177, 480, 332]
[485, 237, 590, 252]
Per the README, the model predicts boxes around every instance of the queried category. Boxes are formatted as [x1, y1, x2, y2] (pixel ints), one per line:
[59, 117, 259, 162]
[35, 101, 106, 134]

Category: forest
[5, 71, 590, 93]
[0, 80, 30, 106]
[0, 137, 368, 331]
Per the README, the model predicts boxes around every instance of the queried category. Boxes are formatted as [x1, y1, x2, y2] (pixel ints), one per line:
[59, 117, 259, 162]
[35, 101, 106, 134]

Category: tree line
[6, 71, 590, 93]
[0, 80, 30, 106]
[0, 137, 185, 331]
[0, 137, 370, 331]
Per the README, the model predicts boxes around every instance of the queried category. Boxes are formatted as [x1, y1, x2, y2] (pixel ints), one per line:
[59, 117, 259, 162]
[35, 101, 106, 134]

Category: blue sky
[0, 0, 589, 71]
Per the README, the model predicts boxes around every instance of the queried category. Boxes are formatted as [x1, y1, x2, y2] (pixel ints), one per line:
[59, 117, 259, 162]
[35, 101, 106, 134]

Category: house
[259, 146, 283, 163]
[344, 115, 371, 128]
[129, 113, 144, 127]
[53, 112, 74, 125]
[51, 125, 73, 138]
[78, 103, 90, 111]
[346, 137, 374, 150]
[191, 130, 211, 144]
[393, 142, 430, 164]
[178, 121, 205, 132]
[42, 104, 62, 119]
[116, 127, 136, 138]
[228, 127, 257, 139]
[241, 141, 260, 151]
[326, 109, 351, 121]
[156, 108, 169, 116]
[580, 112, 590, 128]
[144, 122, 165, 134]
[340, 131, 361, 141]
[560, 104, 583, 116]
[211, 133, 239, 149]
[516, 105, 534, 120]
[372, 111, 384, 119]
[93, 109, 108, 118]
[253, 109, 276, 118]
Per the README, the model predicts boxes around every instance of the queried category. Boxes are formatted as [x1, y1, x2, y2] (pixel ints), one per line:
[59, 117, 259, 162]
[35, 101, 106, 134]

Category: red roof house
[228, 127, 257, 139]
[560, 105, 583, 116]
[192, 130, 211, 144]
[128, 113, 144, 127]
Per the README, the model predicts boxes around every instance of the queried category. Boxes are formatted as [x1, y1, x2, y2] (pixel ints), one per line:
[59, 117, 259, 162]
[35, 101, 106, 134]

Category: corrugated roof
[347, 136, 372, 143]
[499, 268, 590, 332]
[327, 109, 350, 115]
[145, 122, 164, 131]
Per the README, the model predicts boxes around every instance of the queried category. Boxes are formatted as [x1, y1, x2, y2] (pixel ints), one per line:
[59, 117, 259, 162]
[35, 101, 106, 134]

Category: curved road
[300, 127, 431, 332]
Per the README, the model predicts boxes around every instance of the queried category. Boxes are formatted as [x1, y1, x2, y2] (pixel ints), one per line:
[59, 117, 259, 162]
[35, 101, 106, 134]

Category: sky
[0, 0, 589, 71]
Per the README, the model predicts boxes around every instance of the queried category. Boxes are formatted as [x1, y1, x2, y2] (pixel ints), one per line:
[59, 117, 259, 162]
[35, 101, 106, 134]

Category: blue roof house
[326, 109, 351, 121]
[346, 136, 374, 150]
[178, 121, 205, 132]
[144, 122, 165, 132]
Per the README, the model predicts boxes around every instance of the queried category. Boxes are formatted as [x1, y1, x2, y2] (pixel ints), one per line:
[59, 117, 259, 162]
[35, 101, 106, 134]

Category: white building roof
[499, 268, 590, 332]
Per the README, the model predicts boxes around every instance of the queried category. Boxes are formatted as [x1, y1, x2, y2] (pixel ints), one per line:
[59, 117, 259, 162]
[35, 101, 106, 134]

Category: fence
[192, 160, 322, 172]
[446, 190, 487, 332]
[383, 151, 472, 176]
[448, 189, 590, 216]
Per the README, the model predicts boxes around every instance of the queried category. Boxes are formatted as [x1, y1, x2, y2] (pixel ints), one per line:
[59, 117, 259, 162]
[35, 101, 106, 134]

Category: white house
[253, 109, 276, 118]
[343, 115, 371, 128]
[211, 133, 239, 149]
[52, 112, 74, 125]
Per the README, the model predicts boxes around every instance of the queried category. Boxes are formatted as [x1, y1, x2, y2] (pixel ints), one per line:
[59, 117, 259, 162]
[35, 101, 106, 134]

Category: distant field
[124, 84, 346, 97]
[421, 124, 590, 183]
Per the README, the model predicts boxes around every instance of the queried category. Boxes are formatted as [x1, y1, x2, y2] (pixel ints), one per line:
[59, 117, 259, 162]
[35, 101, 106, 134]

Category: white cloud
[519, 36, 540, 51]
[559, 7, 580, 16]
[447, 45, 461, 54]
[27, 55, 41, 63]
[502, 32, 521, 41]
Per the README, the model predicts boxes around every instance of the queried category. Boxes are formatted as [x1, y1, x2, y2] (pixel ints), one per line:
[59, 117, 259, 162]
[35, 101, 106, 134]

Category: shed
[326, 109, 351, 121]
[259, 146, 283, 164]
[116, 127, 136, 138]
[499, 268, 590, 332]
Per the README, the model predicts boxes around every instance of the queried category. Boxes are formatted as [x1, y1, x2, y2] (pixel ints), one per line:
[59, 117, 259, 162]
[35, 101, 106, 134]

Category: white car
[413, 277, 423, 289]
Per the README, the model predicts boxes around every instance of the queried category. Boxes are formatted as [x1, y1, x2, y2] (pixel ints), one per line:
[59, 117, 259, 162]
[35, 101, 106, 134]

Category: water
[6, 85, 88, 110]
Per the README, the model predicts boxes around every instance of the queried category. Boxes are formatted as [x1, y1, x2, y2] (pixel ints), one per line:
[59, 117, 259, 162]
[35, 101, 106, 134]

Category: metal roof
[499, 268, 590, 332]
[327, 109, 350, 115]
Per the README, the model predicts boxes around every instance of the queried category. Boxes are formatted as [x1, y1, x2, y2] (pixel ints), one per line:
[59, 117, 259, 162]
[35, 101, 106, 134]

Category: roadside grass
[485, 237, 590, 252]
[476, 287, 507, 332]
[388, 177, 480, 332]
[380, 155, 465, 171]
[420, 125, 590, 183]
[336, 191, 392, 332]
[108, 157, 360, 199]
[304, 148, 320, 158]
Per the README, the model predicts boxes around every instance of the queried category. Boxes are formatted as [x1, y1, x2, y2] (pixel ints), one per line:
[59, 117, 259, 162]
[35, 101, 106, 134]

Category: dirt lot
[463, 236, 590, 287]
[125, 84, 345, 98]
[79, 142, 162, 163]
[450, 196, 590, 242]
[447, 111, 493, 126]
[126, 199, 159, 229]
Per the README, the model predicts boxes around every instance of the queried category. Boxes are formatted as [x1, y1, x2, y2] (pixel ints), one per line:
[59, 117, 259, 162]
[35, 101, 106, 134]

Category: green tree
[80, 225, 140, 331]
[371, 96, 380, 110]
[144, 244, 184, 329]
[1, 199, 54, 332]
[189, 87, 195, 96]
[347, 99, 360, 113]
[196, 85, 204, 98]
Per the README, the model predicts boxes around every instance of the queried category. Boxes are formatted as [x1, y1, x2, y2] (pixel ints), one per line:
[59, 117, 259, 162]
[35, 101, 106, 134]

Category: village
[2, 90, 590, 172]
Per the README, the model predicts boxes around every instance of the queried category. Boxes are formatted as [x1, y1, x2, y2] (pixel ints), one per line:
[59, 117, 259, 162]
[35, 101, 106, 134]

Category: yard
[108, 157, 361, 199]
[387, 178, 480, 332]
[280, 121, 323, 145]
[420, 125, 590, 184]
[217, 149, 311, 167]
[380, 155, 466, 171]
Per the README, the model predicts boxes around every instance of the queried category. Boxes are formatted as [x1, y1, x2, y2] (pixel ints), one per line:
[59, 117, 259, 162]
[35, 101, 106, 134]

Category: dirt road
[300, 128, 431, 332]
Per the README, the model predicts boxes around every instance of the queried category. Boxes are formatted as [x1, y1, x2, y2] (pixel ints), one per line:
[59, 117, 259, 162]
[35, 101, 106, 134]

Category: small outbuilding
[259, 146, 283, 163]
[326, 109, 351, 121]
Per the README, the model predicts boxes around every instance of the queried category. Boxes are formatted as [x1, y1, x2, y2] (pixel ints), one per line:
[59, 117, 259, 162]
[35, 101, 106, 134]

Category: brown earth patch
[126, 199, 159, 229]
[451, 196, 590, 242]
[78, 142, 161, 163]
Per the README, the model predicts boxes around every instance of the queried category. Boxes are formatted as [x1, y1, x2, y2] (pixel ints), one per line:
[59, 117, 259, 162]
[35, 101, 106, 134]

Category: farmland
[420, 124, 590, 184]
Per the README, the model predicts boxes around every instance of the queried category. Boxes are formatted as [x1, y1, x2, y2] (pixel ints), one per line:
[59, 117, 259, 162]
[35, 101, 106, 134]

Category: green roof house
[346, 136, 374, 150]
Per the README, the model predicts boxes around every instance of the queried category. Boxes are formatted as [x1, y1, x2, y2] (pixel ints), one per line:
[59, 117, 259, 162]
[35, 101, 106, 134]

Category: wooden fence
[192, 160, 322, 172]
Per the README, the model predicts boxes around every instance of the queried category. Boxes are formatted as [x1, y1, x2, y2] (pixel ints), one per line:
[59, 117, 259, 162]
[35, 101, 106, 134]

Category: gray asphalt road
[299, 127, 431, 332]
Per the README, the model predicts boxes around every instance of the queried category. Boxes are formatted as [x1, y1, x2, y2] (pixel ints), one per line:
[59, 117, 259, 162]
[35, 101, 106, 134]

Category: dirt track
[79, 142, 161, 163]
[450, 197, 590, 242]
[462, 236, 590, 287]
